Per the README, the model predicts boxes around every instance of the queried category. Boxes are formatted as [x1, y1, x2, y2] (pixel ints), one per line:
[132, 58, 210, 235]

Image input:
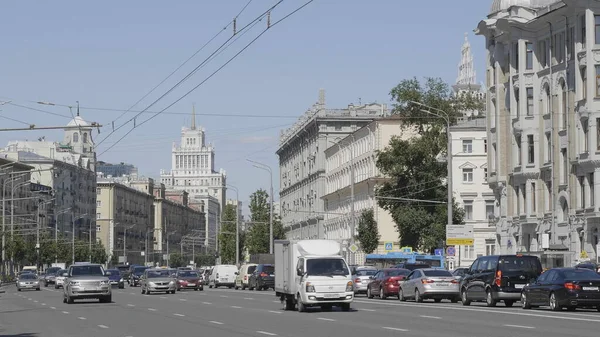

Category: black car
[129, 266, 149, 287]
[248, 264, 275, 290]
[393, 262, 431, 271]
[43, 267, 62, 287]
[521, 267, 600, 311]
[106, 269, 125, 289]
[460, 254, 542, 307]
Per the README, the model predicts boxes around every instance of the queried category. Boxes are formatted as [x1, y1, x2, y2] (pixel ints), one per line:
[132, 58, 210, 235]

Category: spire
[191, 104, 196, 130]
[456, 33, 477, 86]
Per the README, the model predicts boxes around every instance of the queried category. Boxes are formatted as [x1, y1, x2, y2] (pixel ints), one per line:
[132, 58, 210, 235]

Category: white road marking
[209, 321, 223, 325]
[127, 304, 135, 307]
[160, 296, 167, 299]
[78, 317, 86, 320]
[129, 292, 135, 295]
[50, 306, 56, 310]
[420, 315, 441, 319]
[220, 295, 228, 298]
[256, 331, 277, 336]
[27, 298, 32, 300]
[41, 303, 46, 306]
[352, 299, 600, 323]
[97, 325, 109, 329]
[504, 324, 535, 329]
[317, 318, 336, 322]
[272, 300, 280, 303]
[268, 310, 282, 314]
[179, 299, 187, 301]
[360, 308, 376, 312]
[244, 297, 254, 300]
[62, 311, 69, 314]
[231, 305, 242, 309]
[148, 308, 157, 311]
[383, 327, 409, 332]
[33, 300, 38, 303]
[202, 301, 212, 305]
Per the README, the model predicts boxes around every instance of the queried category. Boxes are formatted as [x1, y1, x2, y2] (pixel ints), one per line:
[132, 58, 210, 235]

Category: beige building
[323, 117, 417, 262]
[96, 179, 155, 265]
[477, 0, 600, 267]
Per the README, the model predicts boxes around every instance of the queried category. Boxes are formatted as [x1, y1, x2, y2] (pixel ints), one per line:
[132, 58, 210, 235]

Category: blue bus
[365, 252, 445, 269]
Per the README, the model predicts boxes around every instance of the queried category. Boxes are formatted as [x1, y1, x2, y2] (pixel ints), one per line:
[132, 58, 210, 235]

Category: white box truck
[275, 239, 353, 312]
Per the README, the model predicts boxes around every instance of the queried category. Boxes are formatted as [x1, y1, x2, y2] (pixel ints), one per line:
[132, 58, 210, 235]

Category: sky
[0, 0, 491, 216]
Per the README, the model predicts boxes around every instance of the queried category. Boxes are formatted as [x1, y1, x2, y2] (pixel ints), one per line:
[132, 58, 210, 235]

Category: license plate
[324, 293, 339, 298]
[583, 286, 599, 291]
[270, 274, 274, 277]
[188, 283, 195, 286]
[220, 278, 227, 282]
[514, 284, 525, 289]
[436, 283, 449, 286]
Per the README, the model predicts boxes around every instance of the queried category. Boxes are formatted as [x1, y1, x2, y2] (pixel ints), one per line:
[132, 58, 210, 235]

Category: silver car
[141, 269, 176, 295]
[399, 268, 459, 303]
[16, 273, 40, 291]
[352, 267, 377, 295]
[63, 263, 112, 304]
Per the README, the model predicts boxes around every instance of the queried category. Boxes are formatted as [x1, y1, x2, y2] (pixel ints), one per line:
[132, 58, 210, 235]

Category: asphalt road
[1, 283, 599, 337]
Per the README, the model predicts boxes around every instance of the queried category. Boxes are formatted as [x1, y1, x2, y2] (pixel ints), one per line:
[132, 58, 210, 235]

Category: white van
[208, 265, 238, 288]
[235, 264, 257, 290]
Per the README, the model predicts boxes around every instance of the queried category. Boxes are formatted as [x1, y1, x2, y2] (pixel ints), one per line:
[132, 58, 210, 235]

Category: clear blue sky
[0, 0, 491, 215]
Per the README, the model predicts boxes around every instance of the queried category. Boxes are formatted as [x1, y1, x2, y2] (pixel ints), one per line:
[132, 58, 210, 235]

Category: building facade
[323, 117, 414, 260]
[96, 161, 138, 178]
[476, 0, 600, 267]
[159, 107, 225, 251]
[277, 89, 389, 240]
[226, 199, 243, 222]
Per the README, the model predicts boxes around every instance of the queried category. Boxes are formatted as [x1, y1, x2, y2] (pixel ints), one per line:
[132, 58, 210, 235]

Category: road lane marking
[129, 292, 135, 295]
[179, 299, 187, 301]
[504, 324, 535, 329]
[62, 311, 69, 314]
[78, 317, 86, 320]
[231, 305, 242, 309]
[202, 301, 212, 305]
[256, 331, 277, 336]
[27, 298, 32, 300]
[160, 296, 167, 299]
[244, 297, 254, 300]
[148, 308, 157, 311]
[97, 325, 109, 329]
[420, 315, 441, 319]
[33, 300, 38, 303]
[383, 327, 409, 332]
[360, 308, 376, 312]
[317, 318, 336, 322]
[127, 304, 135, 307]
[41, 303, 46, 306]
[209, 321, 223, 325]
[220, 295, 228, 298]
[50, 307, 56, 310]
[352, 299, 600, 323]
[272, 300, 280, 303]
[174, 313, 185, 317]
[268, 310, 282, 314]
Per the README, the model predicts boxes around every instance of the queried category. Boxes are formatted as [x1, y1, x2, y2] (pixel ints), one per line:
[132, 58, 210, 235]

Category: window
[562, 85, 568, 129]
[462, 140, 473, 153]
[546, 133, 551, 163]
[486, 240, 496, 256]
[484, 168, 488, 182]
[595, 15, 600, 44]
[486, 201, 495, 218]
[532, 182, 536, 212]
[522, 184, 527, 214]
[484, 139, 488, 153]
[96, 213, 101, 219]
[97, 189, 101, 195]
[539, 40, 547, 67]
[82, 132, 88, 143]
[464, 202, 473, 220]
[590, 173, 595, 206]
[583, 67, 588, 99]
[526, 87, 534, 116]
[516, 135, 522, 165]
[463, 168, 473, 182]
[562, 148, 569, 184]
[580, 176, 586, 208]
[515, 186, 521, 215]
[526, 42, 533, 69]
[96, 200, 101, 207]
[72, 132, 79, 143]
[96, 225, 101, 232]
[597, 118, 600, 150]
[583, 119, 589, 153]
[596, 65, 600, 97]
[582, 15, 587, 47]
[464, 245, 475, 260]
[527, 135, 535, 164]
[514, 42, 519, 71]
[546, 181, 553, 211]
[515, 88, 520, 118]
[568, 27, 574, 60]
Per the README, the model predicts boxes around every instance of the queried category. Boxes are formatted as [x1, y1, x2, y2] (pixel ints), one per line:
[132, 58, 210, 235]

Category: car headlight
[70, 281, 80, 286]
[120, 278, 124, 282]
[345, 281, 353, 292]
[169, 281, 175, 285]
[100, 280, 108, 285]
[305, 282, 315, 292]
[33, 281, 39, 284]
[149, 282, 156, 286]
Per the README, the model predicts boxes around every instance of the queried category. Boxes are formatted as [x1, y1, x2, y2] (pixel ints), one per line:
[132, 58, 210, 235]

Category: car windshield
[57, 269, 67, 276]
[576, 264, 597, 271]
[247, 266, 257, 273]
[562, 269, 600, 280]
[386, 269, 410, 277]
[19, 274, 37, 280]
[71, 265, 104, 276]
[306, 258, 349, 276]
[261, 265, 275, 274]
[147, 270, 172, 278]
[134, 267, 148, 275]
[106, 270, 120, 276]
[499, 257, 541, 273]
[178, 271, 199, 277]
[46, 267, 60, 274]
[423, 270, 453, 277]
[355, 269, 377, 276]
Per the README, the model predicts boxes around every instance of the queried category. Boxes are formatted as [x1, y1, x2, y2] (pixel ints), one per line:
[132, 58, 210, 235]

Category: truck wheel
[341, 303, 351, 312]
[297, 295, 306, 312]
[283, 298, 294, 311]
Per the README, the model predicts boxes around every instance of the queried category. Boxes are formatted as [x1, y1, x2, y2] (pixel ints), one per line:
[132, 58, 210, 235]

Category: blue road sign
[434, 249, 443, 256]
[446, 247, 456, 256]
[384, 242, 393, 251]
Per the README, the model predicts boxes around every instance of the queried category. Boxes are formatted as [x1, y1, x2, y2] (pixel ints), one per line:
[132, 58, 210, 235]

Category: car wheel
[398, 288, 406, 301]
[415, 289, 423, 303]
[504, 300, 514, 307]
[67, 294, 74, 304]
[461, 289, 471, 306]
[340, 303, 351, 312]
[297, 294, 306, 312]
[379, 287, 386, 300]
[63, 295, 67, 303]
[44, 282, 48, 287]
[485, 289, 497, 307]
[36, 288, 40, 291]
[549, 292, 561, 311]
[434, 298, 442, 303]
[367, 287, 373, 299]
[55, 285, 59, 289]
[450, 297, 458, 303]
[17, 288, 21, 292]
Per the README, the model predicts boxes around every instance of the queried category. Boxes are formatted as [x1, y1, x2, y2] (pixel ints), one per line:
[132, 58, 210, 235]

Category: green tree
[376, 77, 480, 253]
[194, 254, 216, 267]
[246, 189, 285, 254]
[109, 254, 119, 267]
[90, 240, 108, 264]
[218, 204, 238, 264]
[169, 252, 185, 268]
[355, 209, 380, 254]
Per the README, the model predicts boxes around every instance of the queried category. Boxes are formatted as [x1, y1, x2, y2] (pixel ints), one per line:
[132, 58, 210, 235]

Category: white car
[208, 265, 238, 288]
[54, 269, 68, 289]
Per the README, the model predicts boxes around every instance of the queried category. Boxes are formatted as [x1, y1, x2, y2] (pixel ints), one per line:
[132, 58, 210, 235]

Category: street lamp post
[166, 230, 177, 267]
[123, 224, 135, 264]
[226, 185, 240, 266]
[247, 159, 274, 254]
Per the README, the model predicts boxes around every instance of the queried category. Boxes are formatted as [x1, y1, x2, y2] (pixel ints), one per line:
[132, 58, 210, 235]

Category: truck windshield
[306, 258, 349, 276]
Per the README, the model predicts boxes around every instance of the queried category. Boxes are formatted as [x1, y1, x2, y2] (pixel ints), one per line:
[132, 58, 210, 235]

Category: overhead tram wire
[6, 102, 71, 119]
[106, 0, 255, 128]
[95, 1, 283, 148]
[97, 0, 315, 157]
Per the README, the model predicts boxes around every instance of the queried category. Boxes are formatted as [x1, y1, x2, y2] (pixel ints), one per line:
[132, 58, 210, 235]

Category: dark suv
[248, 264, 275, 290]
[460, 254, 542, 307]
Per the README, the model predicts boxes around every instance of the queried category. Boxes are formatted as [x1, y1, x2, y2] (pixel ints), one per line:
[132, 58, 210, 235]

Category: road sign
[384, 242, 393, 251]
[434, 249, 443, 256]
[446, 246, 456, 256]
[349, 244, 359, 253]
[401, 246, 413, 254]
[446, 225, 474, 246]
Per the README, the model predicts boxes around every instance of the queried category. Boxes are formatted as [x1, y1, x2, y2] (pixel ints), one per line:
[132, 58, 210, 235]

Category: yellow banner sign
[446, 238, 474, 246]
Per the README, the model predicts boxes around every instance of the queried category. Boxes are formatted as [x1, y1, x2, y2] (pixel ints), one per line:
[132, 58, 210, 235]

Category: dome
[490, 0, 558, 13]
[66, 115, 91, 127]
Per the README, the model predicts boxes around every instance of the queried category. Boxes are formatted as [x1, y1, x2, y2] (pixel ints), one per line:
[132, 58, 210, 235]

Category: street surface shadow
[0, 334, 39, 337]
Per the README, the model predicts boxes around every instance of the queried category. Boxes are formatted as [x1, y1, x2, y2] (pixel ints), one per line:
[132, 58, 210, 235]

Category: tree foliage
[194, 254, 216, 266]
[377, 77, 477, 253]
[218, 204, 239, 264]
[246, 189, 285, 254]
[355, 209, 380, 254]
[169, 252, 185, 268]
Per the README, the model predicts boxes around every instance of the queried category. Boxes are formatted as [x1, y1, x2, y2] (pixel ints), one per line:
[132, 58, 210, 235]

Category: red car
[367, 268, 411, 299]
[176, 270, 203, 291]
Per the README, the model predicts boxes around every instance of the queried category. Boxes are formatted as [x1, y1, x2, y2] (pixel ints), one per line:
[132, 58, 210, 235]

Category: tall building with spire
[159, 106, 226, 251]
[453, 33, 486, 117]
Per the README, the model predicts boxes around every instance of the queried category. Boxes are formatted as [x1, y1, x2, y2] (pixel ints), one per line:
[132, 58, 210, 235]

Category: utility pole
[36, 199, 40, 269]
[2, 181, 6, 275]
[71, 214, 75, 265]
